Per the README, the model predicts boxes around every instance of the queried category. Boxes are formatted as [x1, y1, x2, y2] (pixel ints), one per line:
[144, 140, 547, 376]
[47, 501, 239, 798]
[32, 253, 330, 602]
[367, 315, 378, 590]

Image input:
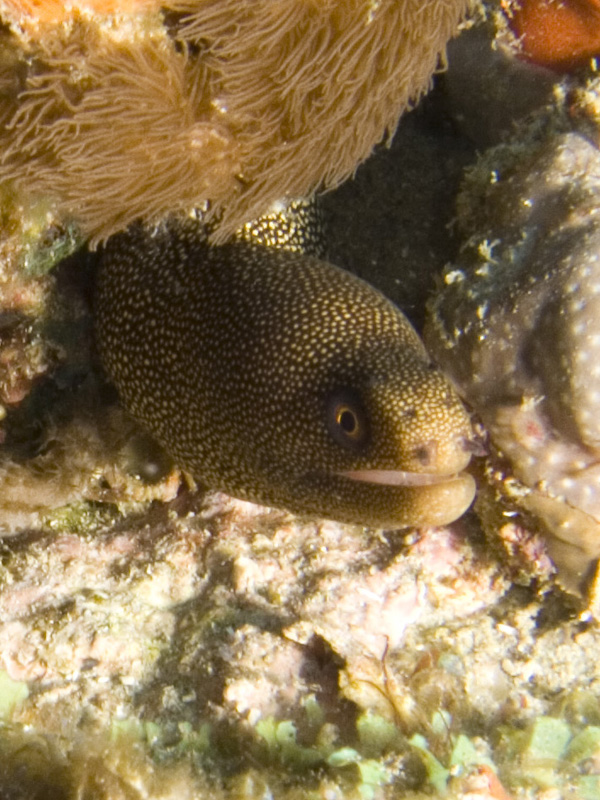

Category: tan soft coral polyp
[0, 25, 243, 241]
[0, 0, 470, 243]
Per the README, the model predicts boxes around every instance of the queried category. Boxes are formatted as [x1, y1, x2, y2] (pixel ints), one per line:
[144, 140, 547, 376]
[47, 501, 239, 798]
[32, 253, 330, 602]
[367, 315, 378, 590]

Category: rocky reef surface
[3, 2, 600, 799]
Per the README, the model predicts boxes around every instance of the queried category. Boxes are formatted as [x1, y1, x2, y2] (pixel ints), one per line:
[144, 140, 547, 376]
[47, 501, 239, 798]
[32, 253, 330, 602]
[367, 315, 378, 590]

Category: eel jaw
[338, 469, 465, 487]
[333, 468, 477, 527]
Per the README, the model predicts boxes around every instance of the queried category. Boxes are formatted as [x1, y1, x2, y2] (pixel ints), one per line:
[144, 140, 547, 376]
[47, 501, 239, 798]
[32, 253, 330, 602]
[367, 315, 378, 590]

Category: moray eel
[94, 212, 475, 528]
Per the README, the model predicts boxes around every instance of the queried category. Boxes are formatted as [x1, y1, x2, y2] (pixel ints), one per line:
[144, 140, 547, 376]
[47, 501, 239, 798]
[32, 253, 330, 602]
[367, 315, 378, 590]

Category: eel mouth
[295, 467, 476, 527]
[337, 469, 466, 487]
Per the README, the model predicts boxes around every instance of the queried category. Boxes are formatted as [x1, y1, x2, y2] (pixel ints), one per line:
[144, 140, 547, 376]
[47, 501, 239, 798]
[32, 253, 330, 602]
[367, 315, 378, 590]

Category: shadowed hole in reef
[298, 634, 358, 742]
[322, 84, 476, 332]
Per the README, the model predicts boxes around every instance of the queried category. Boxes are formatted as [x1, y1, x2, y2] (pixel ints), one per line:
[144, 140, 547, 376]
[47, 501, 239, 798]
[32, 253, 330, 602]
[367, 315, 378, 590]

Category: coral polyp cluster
[0, 0, 469, 243]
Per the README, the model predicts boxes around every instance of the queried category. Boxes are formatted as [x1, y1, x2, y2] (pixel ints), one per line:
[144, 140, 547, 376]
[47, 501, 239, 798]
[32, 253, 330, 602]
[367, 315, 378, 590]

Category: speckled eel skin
[95, 213, 475, 528]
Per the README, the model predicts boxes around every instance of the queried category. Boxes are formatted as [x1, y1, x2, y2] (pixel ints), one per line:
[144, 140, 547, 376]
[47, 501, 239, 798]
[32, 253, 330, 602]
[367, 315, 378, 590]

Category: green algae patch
[356, 759, 391, 800]
[566, 725, 600, 763]
[450, 734, 495, 772]
[356, 712, 403, 757]
[408, 725, 500, 794]
[326, 747, 361, 767]
[255, 718, 322, 768]
[326, 748, 392, 799]
[0, 670, 29, 718]
[409, 733, 450, 794]
[254, 714, 395, 797]
[496, 715, 600, 794]
[566, 725, 600, 800]
[520, 716, 572, 788]
[173, 722, 211, 757]
[577, 775, 600, 800]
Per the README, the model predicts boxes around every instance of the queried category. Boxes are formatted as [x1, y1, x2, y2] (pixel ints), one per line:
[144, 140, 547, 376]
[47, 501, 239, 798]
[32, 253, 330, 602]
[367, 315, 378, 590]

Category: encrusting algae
[0, 0, 470, 243]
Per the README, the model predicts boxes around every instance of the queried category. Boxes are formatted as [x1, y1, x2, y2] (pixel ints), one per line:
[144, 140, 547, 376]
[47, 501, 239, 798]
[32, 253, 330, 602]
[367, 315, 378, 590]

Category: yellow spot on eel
[94, 215, 475, 527]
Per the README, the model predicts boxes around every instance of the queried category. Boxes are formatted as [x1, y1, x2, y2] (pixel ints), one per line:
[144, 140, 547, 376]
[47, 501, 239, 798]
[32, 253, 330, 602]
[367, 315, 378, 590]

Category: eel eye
[337, 405, 359, 435]
[326, 389, 369, 451]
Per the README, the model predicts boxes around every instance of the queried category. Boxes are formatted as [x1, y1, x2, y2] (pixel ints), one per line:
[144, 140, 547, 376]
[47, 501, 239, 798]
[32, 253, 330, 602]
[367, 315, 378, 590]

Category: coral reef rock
[426, 127, 600, 592]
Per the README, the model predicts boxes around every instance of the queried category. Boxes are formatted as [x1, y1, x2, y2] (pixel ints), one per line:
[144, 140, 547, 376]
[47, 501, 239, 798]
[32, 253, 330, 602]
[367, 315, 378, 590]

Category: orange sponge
[507, 0, 600, 70]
